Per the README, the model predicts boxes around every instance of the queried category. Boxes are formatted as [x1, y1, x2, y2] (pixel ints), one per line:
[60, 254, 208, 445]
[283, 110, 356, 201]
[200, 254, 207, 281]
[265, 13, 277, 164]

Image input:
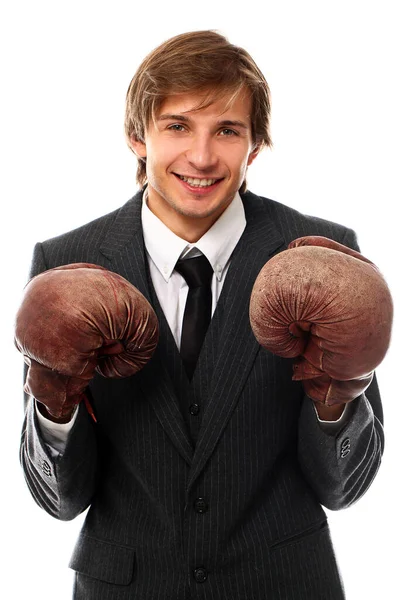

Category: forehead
[156, 88, 252, 123]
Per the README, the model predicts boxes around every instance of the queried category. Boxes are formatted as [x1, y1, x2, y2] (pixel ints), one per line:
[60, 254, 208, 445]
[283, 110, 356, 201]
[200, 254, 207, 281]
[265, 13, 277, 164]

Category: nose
[185, 134, 218, 172]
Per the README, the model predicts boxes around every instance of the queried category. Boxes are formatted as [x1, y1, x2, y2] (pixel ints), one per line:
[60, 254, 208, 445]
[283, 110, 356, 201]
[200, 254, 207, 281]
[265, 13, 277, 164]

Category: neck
[155, 215, 213, 243]
[146, 189, 226, 243]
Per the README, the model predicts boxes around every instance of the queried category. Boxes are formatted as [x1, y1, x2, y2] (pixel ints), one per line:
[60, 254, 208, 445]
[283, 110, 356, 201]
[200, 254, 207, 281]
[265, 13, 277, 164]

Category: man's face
[131, 88, 259, 240]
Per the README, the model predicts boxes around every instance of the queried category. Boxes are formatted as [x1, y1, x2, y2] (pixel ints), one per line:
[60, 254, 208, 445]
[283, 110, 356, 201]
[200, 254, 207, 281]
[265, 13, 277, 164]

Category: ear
[129, 134, 147, 159]
[247, 144, 261, 167]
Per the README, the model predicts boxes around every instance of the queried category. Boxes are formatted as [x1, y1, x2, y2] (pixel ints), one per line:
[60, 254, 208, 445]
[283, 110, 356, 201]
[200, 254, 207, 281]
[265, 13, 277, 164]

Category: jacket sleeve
[19, 242, 98, 520]
[20, 399, 97, 520]
[297, 227, 385, 510]
[297, 378, 384, 510]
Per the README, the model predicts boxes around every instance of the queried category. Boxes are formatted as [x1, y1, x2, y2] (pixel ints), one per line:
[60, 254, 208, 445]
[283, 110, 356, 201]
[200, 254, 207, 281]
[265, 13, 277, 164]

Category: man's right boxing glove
[15, 263, 159, 423]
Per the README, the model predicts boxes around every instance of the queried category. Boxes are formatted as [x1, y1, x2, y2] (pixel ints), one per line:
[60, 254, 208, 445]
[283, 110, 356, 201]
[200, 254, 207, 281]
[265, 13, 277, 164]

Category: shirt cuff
[312, 400, 352, 434]
[35, 400, 79, 456]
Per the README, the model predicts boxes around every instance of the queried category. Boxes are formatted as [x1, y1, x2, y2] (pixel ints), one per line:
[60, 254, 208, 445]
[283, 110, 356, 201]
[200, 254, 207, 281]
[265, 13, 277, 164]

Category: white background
[2, 1, 399, 598]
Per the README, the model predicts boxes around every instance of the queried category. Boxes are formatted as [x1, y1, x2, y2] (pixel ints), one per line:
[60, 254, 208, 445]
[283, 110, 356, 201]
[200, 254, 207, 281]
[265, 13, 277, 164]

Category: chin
[176, 205, 218, 220]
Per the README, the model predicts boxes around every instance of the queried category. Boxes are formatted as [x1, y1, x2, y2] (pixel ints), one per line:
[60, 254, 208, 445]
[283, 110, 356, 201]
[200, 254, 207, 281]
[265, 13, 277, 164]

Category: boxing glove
[15, 263, 159, 422]
[249, 236, 393, 406]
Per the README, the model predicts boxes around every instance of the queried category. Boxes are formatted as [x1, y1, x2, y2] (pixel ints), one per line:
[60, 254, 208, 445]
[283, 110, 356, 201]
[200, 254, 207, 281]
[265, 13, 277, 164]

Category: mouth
[173, 173, 224, 194]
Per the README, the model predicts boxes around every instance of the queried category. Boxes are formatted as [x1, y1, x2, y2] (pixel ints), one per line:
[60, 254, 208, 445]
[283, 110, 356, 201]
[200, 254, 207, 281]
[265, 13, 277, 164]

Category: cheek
[149, 141, 182, 171]
[145, 152, 165, 178]
[234, 156, 251, 178]
[226, 145, 253, 172]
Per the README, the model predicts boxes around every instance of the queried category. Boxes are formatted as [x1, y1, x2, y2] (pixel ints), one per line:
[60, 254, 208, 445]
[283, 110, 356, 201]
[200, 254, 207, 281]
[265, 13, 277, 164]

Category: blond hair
[124, 30, 272, 193]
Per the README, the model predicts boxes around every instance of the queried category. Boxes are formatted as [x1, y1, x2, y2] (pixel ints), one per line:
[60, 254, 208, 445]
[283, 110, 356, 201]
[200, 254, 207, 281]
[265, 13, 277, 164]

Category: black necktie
[175, 254, 213, 380]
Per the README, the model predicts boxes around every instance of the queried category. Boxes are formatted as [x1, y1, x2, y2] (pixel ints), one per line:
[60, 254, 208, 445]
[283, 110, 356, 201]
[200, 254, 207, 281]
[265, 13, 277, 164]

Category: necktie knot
[175, 255, 213, 289]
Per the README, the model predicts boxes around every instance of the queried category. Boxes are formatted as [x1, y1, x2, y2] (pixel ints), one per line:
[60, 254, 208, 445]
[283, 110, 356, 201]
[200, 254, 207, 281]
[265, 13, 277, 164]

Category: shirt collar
[141, 189, 246, 282]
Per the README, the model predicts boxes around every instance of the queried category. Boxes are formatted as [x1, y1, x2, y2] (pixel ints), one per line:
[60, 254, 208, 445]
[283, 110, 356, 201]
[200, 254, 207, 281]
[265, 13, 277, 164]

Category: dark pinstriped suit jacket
[20, 189, 384, 599]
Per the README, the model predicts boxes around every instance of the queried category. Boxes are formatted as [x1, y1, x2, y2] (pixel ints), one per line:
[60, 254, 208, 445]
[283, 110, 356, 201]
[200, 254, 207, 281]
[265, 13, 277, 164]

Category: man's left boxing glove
[15, 263, 159, 423]
[249, 237, 393, 408]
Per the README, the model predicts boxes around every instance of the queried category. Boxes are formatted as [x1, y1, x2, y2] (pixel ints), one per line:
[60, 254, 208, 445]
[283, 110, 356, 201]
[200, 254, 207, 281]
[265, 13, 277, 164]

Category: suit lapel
[187, 191, 285, 492]
[99, 189, 194, 466]
[98, 190, 150, 299]
[97, 189, 285, 475]
[141, 277, 195, 463]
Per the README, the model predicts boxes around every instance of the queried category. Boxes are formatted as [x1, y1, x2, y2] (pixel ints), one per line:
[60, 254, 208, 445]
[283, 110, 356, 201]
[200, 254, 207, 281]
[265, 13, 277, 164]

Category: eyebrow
[157, 114, 250, 130]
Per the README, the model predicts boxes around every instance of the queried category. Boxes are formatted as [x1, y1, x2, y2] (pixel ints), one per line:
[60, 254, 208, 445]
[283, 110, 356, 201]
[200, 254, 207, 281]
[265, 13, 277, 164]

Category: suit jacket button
[194, 567, 208, 583]
[194, 498, 208, 513]
[189, 403, 200, 416]
[42, 460, 52, 477]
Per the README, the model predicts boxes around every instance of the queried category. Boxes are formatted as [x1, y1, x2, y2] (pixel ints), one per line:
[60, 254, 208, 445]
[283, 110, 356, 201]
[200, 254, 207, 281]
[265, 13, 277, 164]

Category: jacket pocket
[69, 534, 135, 585]
[269, 519, 328, 552]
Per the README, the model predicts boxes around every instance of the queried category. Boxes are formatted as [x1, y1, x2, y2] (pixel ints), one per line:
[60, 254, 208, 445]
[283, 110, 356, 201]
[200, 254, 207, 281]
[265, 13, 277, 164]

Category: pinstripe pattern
[20, 189, 384, 599]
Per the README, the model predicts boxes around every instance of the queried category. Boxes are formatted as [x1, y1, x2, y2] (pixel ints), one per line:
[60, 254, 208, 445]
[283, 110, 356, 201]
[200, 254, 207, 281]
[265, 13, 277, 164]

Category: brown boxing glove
[15, 263, 159, 422]
[249, 236, 393, 407]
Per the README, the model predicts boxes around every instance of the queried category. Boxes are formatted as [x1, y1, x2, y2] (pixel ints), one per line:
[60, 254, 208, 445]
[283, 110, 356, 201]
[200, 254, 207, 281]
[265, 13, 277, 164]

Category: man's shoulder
[43, 194, 140, 247]
[42, 192, 142, 249]
[33, 192, 142, 270]
[242, 190, 356, 246]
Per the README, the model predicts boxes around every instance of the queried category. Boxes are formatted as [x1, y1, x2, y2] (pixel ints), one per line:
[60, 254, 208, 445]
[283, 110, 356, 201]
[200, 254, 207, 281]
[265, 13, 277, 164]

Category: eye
[167, 124, 186, 132]
[220, 128, 238, 136]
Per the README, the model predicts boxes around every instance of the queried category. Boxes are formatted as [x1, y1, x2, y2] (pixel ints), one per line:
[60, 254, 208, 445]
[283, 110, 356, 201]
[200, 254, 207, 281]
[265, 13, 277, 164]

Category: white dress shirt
[141, 190, 245, 349]
[36, 190, 348, 455]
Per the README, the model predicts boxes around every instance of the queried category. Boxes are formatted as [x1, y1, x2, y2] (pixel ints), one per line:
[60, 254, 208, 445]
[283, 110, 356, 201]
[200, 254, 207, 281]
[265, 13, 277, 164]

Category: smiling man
[131, 89, 259, 241]
[19, 30, 384, 599]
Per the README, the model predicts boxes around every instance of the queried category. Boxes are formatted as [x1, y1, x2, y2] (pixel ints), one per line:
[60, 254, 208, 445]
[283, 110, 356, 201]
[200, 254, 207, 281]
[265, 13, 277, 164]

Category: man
[19, 30, 384, 599]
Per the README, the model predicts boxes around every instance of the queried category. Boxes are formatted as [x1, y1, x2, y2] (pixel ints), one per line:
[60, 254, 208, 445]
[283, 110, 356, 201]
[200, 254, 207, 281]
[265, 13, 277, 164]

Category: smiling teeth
[178, 175, 218, 187]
